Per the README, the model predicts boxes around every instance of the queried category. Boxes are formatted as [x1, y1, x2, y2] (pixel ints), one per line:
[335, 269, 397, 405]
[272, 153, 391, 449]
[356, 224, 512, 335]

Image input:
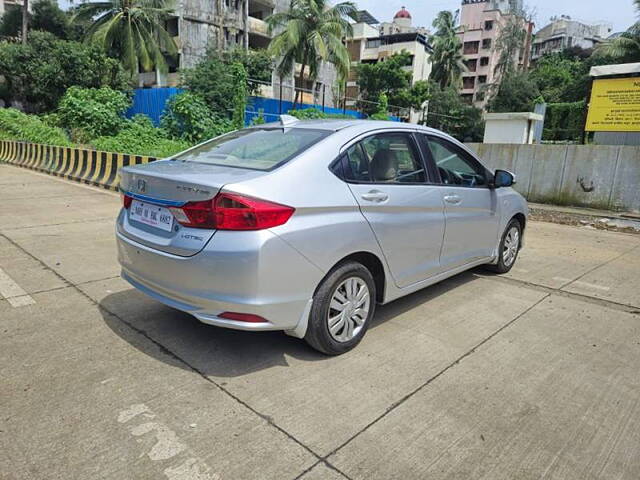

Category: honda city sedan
[116, 117, 527, 355]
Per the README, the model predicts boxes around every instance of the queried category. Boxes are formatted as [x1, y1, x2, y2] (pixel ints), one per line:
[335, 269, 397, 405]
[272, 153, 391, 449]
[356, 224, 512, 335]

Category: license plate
[130, 200, 174, 232]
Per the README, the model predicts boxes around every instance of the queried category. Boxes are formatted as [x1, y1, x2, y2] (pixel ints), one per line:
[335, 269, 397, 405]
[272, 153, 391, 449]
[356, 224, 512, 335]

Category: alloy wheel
[503, 226, 520, 267]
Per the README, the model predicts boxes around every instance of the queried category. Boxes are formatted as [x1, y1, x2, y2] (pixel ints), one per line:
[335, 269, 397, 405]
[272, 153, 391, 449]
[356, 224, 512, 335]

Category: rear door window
[173, 128, 330, 171]
[341, 132, 426, 184]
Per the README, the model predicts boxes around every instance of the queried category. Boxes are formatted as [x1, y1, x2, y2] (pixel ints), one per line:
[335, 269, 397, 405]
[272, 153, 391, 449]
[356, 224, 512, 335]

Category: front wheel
[485, 219, 522, 274]
[304, 262, 376, 355]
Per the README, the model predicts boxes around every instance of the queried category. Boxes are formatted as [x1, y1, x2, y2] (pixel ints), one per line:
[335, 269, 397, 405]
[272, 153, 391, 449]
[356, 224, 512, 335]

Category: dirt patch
[529, 207, 640, 235]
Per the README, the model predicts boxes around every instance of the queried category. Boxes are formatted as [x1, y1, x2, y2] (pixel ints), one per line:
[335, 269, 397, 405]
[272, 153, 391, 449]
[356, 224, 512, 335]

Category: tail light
[122, 193, 133, 209]
[169, 193, 294, 231]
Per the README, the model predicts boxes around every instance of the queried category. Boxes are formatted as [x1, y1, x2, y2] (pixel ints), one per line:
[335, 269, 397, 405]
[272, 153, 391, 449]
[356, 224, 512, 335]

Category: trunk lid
[118, 160, 267, 256]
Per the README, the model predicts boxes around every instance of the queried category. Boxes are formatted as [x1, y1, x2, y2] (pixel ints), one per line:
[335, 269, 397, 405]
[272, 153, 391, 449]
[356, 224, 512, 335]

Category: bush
[543, 101, 585, 142]
[0, 31, 130, 113]
[230, 63, 248, 130]
[161, 91, 234, 143]
[287, 108, 352, 120]
[369, 93, 390, 120]
[0, 108, 71, 146]
[58, 86, 131, 139]
[91, 115, 190, 158]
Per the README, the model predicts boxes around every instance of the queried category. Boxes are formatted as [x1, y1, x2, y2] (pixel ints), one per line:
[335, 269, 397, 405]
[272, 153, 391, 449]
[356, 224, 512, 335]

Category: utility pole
[21, 0, 29, 44]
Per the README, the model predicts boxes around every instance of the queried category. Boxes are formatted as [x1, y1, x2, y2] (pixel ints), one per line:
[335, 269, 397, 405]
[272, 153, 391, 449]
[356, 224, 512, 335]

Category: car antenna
[279, 114, 298, 127]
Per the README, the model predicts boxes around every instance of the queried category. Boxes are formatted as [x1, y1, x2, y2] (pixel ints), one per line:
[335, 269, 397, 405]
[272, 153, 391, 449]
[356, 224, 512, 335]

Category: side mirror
[493, 169, 515, 188]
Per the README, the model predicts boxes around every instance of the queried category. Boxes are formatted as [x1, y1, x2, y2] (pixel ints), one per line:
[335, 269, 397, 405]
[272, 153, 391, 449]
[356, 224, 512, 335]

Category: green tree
[266, 0, 357, 106]
[31, 0, 71, 38]
[0, 31, 129, 112]
[0, 6, 22, 39]
[529, 53, 587, 103]
[493, 15, 526, 79]
[182, 56, 239, 118]
[356, 51, 413, 115]
[161, 92, 233, 143]
[487, 71, 541, 113]
[430, 10, 466, 89]
[596, 1, 640, 62]
[219, 47, 273, 95]
[423, 81, 483, 142]
[73, 0, 178, 76]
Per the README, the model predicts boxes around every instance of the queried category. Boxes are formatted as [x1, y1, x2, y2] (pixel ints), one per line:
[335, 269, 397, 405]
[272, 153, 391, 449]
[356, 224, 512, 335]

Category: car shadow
[99, 270, 479, 378]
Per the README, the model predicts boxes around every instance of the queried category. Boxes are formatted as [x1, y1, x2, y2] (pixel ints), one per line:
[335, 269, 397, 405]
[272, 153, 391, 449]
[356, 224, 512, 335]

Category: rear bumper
[116, 228, 324, 335]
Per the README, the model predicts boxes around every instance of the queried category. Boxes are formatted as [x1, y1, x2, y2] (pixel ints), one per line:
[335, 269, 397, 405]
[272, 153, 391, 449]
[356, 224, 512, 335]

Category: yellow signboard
[585, 77, 640, 132]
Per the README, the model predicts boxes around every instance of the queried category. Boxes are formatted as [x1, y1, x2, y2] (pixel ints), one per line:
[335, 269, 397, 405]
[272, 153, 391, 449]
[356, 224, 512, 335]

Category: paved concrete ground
[1, 164, 639, 480]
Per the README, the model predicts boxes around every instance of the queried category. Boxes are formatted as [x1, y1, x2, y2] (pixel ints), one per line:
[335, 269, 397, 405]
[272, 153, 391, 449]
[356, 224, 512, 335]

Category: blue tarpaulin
[126, 88, 399, 126]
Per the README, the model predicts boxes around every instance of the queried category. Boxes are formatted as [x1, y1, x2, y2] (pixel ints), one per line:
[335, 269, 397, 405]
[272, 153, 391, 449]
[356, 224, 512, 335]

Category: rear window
[172, 127, 330, 171]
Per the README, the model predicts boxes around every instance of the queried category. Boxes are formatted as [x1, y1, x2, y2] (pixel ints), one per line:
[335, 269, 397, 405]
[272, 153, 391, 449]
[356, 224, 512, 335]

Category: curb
[0, 140, 156, 191]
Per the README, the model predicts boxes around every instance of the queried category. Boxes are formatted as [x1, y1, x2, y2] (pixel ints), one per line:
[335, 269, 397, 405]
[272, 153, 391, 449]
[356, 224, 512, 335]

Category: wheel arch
[511, 212, 526, 246]
[322, 251, 386, 303]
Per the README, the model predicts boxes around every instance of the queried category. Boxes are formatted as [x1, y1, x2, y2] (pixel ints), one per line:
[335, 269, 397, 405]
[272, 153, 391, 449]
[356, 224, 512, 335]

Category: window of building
[478, 75, 487, 84]
[463, 41, 479, 54]
[165, 17, 178, 37]
[463, 76, 476, 89]
[482, 38, 492, 49]
[476, 91, 485, 102]
[366, 39, 381, 49]
[465, 59, 478, 72]
[480, 57, 490, 66]
[461, 94, 474, 104]
[484, 20, 494, 30]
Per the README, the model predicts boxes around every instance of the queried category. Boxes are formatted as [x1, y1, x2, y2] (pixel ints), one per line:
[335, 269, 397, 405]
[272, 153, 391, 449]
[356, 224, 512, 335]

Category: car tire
[485, 218, 522, 274]
[305, 262, 376, 355]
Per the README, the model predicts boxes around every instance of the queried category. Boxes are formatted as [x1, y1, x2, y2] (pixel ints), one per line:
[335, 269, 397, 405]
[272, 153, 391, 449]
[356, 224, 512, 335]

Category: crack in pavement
[2, 197, 639, 479]
[474, 268, 640, 315]
[557, 244, 640, 291]
[0, 217, 115, 232]
[0, 232, 344, 479]
[293, 293, 552, 479]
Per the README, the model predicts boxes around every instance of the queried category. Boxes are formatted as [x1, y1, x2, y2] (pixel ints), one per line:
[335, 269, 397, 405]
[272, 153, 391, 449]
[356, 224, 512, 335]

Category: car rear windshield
[172, 127, 330, 171]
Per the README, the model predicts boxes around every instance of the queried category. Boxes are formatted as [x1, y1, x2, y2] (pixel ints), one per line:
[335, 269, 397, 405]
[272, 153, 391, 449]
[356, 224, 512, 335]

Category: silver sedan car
[116, 117, 527, 355]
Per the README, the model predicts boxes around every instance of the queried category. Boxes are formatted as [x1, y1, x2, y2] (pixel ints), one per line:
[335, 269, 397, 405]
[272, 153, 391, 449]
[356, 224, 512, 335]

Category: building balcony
[248, 16, 270, 37]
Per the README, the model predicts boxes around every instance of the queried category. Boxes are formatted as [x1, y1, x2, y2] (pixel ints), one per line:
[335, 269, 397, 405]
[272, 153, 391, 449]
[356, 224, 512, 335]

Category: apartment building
[148, 0, 337, 104]
[532, 16, 612, 60]
[457, 0, 534, 108]
[345, 8, 432, 111]
[0, 0, 22, 17]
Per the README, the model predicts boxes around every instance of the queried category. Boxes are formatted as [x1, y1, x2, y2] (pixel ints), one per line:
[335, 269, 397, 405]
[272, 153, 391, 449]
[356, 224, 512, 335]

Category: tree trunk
[21, 0, 28, 44]
[294, 63, 306, 108]
[294, 49, 308, 108]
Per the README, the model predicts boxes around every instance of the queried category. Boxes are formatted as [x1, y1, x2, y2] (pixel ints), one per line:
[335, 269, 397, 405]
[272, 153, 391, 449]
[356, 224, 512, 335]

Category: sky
[355, 0, 638, 34]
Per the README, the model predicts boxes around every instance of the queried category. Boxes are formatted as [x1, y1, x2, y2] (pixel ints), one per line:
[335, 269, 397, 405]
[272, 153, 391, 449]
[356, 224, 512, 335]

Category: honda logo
[137, 179, 146, 193]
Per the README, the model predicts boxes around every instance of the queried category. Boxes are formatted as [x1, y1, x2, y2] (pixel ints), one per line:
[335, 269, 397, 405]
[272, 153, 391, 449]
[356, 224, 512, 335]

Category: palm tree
[596, 0, 640, 61]
[73, 0, 178, 76]
[266, 0, 357, 106]
[430, 11, 466, 89]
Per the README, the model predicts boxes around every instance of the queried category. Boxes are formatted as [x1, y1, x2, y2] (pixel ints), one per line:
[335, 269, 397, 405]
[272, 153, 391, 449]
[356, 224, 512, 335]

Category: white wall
[484, 119, 531, 144]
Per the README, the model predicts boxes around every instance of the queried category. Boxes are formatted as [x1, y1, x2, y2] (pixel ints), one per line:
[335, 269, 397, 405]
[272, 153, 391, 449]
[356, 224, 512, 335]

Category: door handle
[444, 194, 462, 205]
[361, 190, 389, 203]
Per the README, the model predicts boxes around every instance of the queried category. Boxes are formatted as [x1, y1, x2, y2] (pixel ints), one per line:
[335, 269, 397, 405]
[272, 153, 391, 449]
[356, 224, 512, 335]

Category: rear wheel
[305, 262, 376, 355]
[485, 218, 522, 274]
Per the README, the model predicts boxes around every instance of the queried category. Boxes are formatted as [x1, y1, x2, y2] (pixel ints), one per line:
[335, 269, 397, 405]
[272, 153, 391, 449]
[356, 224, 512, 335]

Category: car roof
[250, 118, 443, 134]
